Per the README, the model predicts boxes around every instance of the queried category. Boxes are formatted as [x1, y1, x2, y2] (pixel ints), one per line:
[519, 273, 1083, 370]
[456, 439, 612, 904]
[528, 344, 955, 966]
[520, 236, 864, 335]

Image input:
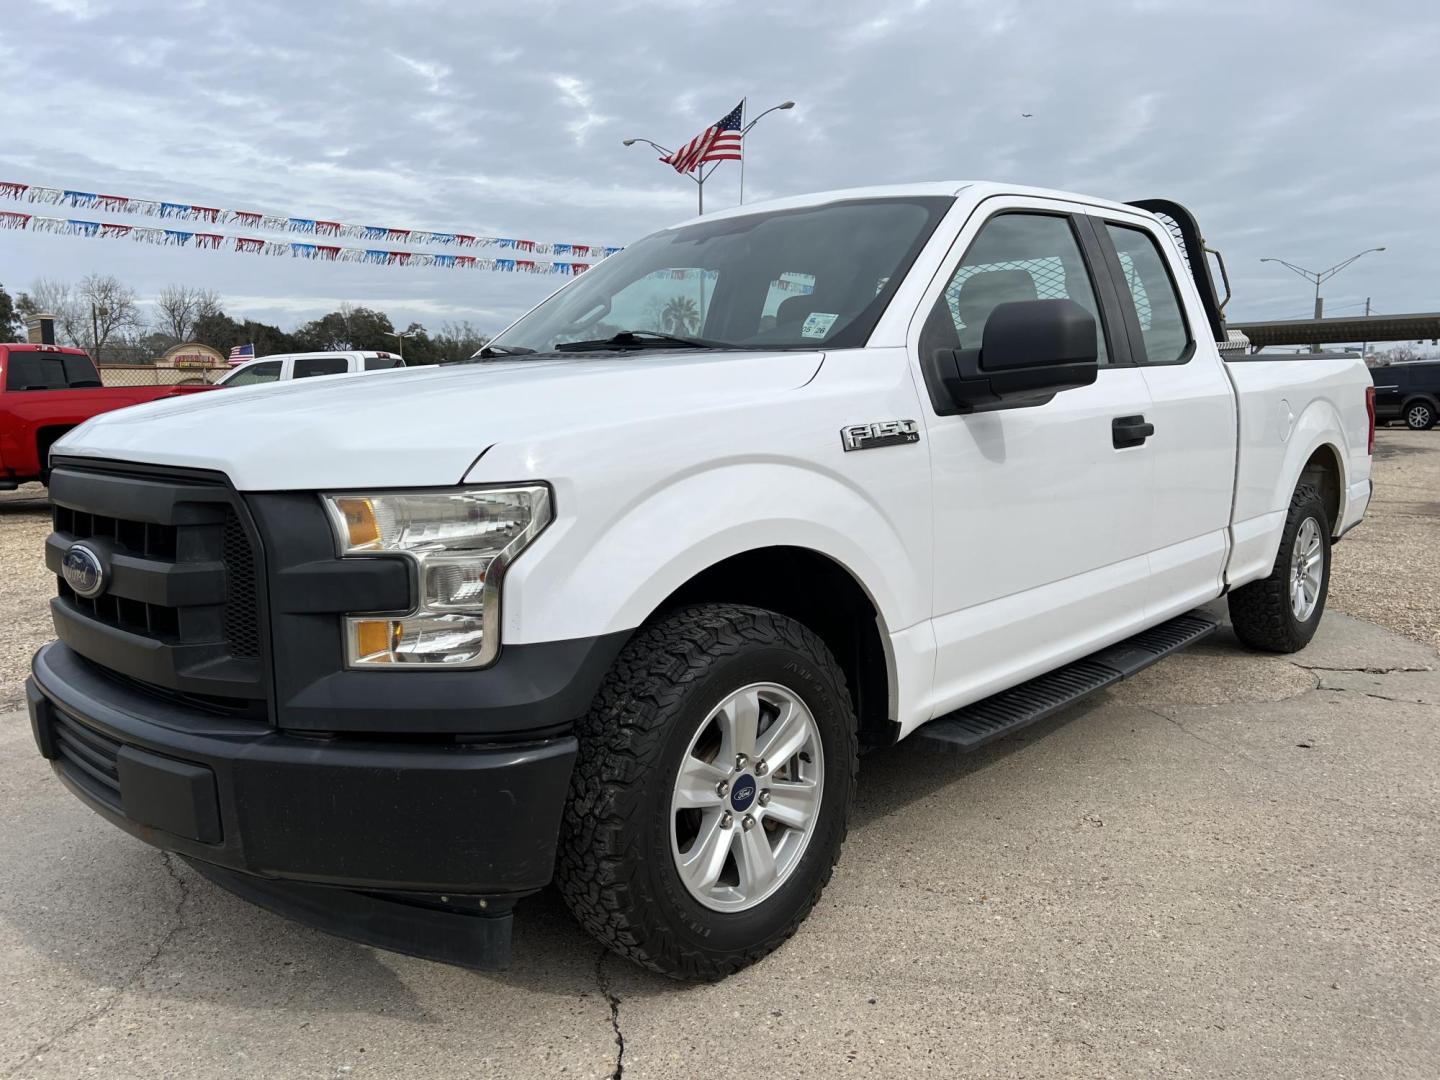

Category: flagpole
[739, 99, 747, 206]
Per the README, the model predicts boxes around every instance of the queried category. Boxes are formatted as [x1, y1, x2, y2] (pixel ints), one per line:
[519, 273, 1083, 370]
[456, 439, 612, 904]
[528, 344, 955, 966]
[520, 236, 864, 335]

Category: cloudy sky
[3, 0, 1436, 338]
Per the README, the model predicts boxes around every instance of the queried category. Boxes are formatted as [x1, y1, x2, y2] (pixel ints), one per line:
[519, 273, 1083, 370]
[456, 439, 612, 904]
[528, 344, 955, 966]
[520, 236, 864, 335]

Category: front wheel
[555, 604, 857, 981]
[1227, 482, 1331, 653]
[1405, 401, 1436, 430]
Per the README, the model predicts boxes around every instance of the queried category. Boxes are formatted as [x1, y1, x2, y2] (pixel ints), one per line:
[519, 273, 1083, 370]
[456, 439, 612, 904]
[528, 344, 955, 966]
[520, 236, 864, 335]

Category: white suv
[216, 350, 404, 387]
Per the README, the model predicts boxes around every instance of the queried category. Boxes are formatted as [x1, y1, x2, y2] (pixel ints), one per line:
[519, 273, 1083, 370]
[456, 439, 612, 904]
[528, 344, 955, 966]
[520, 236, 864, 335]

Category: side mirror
[930, 298, 1100, 414]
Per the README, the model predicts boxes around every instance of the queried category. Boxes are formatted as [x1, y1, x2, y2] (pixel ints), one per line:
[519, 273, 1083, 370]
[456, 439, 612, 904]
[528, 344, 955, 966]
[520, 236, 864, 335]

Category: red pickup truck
[0, 344, 213, 489]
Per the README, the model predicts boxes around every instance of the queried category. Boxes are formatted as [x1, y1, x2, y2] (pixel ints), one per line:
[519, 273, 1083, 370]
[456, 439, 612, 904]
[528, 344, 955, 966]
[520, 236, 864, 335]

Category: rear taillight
[1365, 386, 1376, 455]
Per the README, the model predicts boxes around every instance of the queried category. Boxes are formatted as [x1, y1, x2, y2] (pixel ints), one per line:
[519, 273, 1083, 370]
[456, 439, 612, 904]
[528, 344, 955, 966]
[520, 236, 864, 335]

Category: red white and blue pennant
[0, 210, 595, 275]
[0, 179, 623, 260]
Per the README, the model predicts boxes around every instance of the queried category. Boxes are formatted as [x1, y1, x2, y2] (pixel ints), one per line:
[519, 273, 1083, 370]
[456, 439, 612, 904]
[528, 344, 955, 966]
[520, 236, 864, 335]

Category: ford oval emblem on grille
[62, 543, 108, 600]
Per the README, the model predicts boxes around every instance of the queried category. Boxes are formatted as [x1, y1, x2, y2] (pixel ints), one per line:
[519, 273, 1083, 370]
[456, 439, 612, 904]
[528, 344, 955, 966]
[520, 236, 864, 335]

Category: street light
[623, 135, 710, 214]
[1260, 247, 1386, 353]
[623, 99, 795, 215]
[739, 100, 794, 205]
[385, 329, 416, 359]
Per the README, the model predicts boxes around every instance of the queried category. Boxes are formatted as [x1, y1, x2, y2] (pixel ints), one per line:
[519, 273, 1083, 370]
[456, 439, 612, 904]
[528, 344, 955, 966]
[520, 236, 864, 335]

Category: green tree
[0, 282, 21, 341]
[393, 322, 439, 365]
[295, 305, 395, 351]
[193, 309, 299, 358]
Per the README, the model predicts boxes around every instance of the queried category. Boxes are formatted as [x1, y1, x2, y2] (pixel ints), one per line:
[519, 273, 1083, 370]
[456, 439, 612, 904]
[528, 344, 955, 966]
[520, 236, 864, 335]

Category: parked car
[1370, 360, 1439, 429]
[215, 350, 405, 387]
[27, 182, 1373, 981]
[0, 344, 212, 489]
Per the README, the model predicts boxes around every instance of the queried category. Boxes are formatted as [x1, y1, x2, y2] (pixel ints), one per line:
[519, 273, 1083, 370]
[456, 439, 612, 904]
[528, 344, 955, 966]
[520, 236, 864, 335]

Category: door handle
[1112, 415, 1155, 449]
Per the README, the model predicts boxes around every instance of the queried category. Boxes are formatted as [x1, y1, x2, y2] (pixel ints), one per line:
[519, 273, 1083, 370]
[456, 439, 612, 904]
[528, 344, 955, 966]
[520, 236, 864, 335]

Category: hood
[54, 350, 825, 490]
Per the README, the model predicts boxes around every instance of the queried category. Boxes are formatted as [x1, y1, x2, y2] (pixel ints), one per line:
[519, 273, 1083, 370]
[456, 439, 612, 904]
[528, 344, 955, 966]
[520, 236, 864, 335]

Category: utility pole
[1362, 297, 1370, 362]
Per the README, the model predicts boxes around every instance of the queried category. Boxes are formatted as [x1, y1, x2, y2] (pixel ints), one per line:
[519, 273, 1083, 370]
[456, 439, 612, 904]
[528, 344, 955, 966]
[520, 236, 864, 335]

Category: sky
[3, 0, 1437, 339]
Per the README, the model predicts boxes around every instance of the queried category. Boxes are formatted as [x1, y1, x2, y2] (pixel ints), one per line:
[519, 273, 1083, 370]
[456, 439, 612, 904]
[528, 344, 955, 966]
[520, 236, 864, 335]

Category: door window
[1104, 223, 1192, 364]
[222, 361, 282, 387]
[923, 213, 1110, 364]
[293, 357, 349, 379]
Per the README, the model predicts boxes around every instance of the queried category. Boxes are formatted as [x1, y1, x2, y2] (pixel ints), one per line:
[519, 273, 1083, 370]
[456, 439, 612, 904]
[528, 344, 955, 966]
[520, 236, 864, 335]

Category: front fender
[497, 459, 928, 646]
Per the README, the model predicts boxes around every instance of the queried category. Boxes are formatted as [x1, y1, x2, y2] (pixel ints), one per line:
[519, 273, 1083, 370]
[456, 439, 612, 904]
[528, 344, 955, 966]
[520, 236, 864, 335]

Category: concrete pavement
[3, 609, 1437, 1079]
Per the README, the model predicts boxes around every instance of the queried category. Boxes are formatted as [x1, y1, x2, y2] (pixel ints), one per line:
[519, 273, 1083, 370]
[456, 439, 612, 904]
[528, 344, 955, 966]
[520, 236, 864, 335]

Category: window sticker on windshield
[800, 312, 839, 339]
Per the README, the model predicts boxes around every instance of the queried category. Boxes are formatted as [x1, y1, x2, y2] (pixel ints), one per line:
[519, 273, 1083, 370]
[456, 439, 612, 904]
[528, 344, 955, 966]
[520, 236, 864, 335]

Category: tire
[1404, 400, 1436, 430]
[1227, 482, 1331, 653]
[555, 603, 857, 981]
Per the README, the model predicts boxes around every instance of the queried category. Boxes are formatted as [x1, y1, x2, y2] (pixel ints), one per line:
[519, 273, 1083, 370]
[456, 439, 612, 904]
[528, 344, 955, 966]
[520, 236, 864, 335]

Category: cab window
[922, 212, 1110, 364]
[1104, 223, 1192, 364]
[294, 357, 348, 379]
[223, 361, 283, 387]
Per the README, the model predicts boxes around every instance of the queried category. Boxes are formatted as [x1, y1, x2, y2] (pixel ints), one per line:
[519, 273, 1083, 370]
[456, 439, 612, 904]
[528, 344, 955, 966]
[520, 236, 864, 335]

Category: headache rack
[1126, 198, 1231, 346]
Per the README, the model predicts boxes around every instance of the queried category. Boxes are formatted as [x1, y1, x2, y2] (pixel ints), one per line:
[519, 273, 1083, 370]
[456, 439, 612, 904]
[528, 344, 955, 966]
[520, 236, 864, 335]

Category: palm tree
[660, 296, 700, 336]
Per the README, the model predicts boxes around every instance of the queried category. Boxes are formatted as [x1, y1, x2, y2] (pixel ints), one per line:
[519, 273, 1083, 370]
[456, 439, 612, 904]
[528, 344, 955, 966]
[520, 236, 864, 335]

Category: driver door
[914, 199, 1157, 718]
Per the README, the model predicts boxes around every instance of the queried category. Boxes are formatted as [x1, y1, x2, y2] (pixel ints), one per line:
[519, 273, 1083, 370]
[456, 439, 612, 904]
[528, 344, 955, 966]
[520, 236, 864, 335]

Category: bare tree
[1372, 346, 1418, 368]
[77, 273, 141, 363]
[153, 284, 222, 345]
[433, 320, 492, 361]
[17, 278, 85, 347]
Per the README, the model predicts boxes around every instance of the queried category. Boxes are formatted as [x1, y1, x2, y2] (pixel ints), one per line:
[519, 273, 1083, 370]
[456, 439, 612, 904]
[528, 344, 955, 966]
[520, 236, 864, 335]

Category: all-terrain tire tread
[1227, 483, 1329, 653]
[554, 603, 856, 982]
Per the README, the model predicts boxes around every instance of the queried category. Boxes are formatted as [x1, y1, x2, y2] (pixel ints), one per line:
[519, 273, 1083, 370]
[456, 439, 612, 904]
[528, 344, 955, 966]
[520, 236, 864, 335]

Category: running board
[913, 610, 1219, 753]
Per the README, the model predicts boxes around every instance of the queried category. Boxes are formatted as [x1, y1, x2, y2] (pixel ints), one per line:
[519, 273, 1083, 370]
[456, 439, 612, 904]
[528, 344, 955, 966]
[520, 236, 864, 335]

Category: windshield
[485, 196, 953, 355]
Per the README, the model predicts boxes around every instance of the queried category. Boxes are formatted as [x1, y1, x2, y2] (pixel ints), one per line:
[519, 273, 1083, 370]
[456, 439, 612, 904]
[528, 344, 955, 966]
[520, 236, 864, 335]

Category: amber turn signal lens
[335, 497, 380, 548]
[353, 618, 397, 660]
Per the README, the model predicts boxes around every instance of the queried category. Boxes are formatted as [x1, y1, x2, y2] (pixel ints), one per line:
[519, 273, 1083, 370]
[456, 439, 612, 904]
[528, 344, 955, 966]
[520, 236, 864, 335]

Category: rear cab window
[364, 356, 403, 371]
[3, 351, 103, 391]
[294, 357, 349, 379]
[1103, 223, 1193, 365]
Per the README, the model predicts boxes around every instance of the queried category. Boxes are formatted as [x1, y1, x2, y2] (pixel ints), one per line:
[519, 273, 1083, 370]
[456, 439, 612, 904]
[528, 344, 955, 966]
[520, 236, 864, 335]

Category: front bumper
[28, 641, 580, 967]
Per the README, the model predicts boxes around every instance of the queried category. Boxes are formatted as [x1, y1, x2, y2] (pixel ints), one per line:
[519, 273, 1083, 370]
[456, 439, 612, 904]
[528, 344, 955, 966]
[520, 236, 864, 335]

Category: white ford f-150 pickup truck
[27, 182, 1375, 981]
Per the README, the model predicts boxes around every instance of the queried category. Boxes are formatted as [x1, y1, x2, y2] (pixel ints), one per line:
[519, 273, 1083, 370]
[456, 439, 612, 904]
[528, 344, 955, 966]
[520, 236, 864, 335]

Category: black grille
[52, 708, 123, 810]
[222, 511, 260, 659]
[53, 504, 179, 559]
[47, 460, 268, 706]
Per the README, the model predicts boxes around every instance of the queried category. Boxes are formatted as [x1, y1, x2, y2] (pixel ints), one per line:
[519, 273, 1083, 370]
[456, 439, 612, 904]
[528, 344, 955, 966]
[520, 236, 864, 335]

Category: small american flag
[661, 100, 745, 174]
[228, 344, 255, 364]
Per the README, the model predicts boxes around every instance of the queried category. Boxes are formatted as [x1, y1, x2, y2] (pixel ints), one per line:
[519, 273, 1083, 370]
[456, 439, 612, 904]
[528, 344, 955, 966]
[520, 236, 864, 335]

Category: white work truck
[27, 182, 1374, 981]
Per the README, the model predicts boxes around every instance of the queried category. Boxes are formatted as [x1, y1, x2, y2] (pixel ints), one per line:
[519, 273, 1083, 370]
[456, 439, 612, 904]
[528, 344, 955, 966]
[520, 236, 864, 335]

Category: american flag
[228, 343, 255, 364]
[661, 100, 745, 174]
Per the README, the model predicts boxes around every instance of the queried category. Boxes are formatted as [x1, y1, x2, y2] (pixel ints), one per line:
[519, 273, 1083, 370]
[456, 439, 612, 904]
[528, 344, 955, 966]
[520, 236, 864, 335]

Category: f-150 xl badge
[841, 419, 920, 452]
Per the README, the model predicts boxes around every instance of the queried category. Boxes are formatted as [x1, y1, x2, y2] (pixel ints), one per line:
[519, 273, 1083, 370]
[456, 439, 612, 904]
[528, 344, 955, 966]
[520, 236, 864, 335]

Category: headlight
[322, 486, 551, 669]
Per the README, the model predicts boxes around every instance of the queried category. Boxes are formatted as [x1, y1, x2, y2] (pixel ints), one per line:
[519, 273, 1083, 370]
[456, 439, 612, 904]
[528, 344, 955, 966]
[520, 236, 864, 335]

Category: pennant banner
[1, 179, 621, 258]
[9, 214, 593, 276]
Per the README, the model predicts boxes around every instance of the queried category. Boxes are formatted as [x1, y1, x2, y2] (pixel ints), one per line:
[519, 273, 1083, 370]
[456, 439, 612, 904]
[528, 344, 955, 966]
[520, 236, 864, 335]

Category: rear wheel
[555, 604, 856, 980]
[1227, 483, 1330, 653]
[1405, 401, 1435, 430]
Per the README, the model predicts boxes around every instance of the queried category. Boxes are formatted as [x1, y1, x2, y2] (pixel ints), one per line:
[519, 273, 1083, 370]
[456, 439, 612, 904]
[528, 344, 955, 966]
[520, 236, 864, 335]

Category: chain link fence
[99, 364, 228, 387]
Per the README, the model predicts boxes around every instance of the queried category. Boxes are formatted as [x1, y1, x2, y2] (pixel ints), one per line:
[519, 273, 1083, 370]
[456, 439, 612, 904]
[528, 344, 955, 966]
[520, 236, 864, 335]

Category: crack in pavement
[1291, 664, 1434, 674]
[594, 950, 625, 1080]
[1140, 705, 1275, 773]
[4, 852, 191, 1078]
[1316, 686, 1440, 708]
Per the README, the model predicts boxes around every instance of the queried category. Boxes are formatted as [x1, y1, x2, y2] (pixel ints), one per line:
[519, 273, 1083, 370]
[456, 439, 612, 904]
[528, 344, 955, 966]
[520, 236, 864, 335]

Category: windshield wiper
[554, 330, 730, 352]
[473, 344, 538, 360]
